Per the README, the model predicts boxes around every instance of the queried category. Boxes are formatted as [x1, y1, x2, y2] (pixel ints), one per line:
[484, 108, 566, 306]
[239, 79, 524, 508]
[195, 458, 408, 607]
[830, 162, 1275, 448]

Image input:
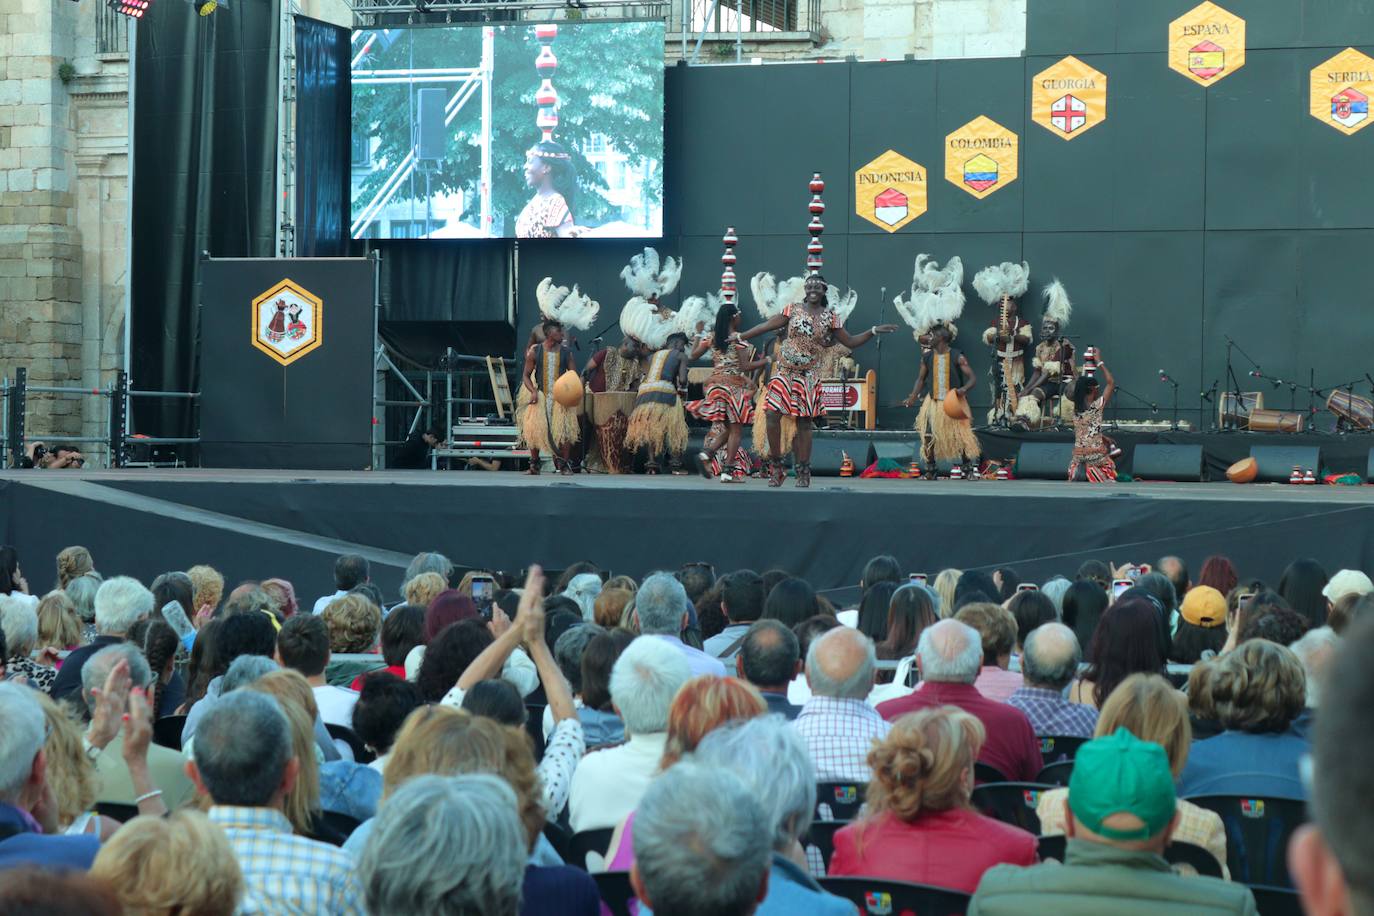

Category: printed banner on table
[1310, 48, 1374, 136]
[1168, 2, 1245, 87]
[944, 116, 1018, 200]
[1032, 56, 1107, 140]
[854, 150, 927, 232]
[252, 279, 324, 366]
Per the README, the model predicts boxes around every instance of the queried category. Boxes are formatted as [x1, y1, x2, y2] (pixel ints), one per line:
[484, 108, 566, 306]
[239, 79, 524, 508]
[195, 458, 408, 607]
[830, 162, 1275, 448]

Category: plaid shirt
[1007, 686, 1099, 738]
[208, 806, 365, 916]
[793, 696, 892, 782]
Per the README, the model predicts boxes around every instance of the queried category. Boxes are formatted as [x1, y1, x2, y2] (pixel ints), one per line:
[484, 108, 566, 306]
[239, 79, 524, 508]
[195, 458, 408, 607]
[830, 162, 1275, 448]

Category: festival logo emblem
[1168, 2, 1245, 87]
[1032, 56, 1107, 140]
[1310, 49, 1374, 136]
[854, 150, 927, 232]
[863, 891, 893, 916]
[252, 279, 323, 366]
[944, 116, 1018, 200]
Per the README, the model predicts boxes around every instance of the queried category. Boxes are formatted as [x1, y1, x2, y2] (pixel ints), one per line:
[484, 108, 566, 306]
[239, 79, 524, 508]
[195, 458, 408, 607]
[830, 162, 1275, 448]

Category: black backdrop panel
[1026, 0, 1118, 57]
[846, 60, 938, 236]
[199, 258, 375, 469]
[295, 16, 351, 257]
[372, 240, 511, 323]
[930, 57, 1026, 235]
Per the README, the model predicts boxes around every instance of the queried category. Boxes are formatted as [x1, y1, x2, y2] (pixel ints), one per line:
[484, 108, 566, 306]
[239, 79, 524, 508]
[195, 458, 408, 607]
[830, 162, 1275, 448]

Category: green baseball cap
[1067, 728, 1177, 841]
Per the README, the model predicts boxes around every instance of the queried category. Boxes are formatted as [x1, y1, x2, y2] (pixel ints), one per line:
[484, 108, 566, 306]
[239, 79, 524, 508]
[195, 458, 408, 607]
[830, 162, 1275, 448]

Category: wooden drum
[587, 391, 639, 474]
[1326, 390, 1374, 429]
[1248, 408, 1306, 434]
[1219, 391, 1263, 428]
[585, 391, 638, 425]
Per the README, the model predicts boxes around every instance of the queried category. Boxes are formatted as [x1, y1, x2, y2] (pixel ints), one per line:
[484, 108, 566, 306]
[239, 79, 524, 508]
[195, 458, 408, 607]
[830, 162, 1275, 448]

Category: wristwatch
[81, 733, 103, 763]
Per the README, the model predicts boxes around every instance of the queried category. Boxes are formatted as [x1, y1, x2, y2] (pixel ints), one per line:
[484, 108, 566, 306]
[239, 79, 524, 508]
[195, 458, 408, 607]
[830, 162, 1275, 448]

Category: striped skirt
[687, 379, 755, 425]
[1069, 452, 1117, 483]
[764, 370, 825, 419]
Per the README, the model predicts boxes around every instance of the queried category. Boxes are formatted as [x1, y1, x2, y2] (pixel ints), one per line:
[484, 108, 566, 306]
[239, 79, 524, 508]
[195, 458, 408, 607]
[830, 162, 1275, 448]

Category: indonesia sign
[252, 279, 324, 366]
[854, 150, 927, 232]
[1168, 2, 1245, 87]
[1310, 48, 1374, 136]
[1032, 56, 1107, 140]
[945, 116, 1018, 200]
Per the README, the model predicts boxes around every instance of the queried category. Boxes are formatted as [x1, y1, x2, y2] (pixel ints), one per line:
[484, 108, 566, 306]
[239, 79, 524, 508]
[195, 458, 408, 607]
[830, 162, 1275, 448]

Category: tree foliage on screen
[352, 21, 663, 236]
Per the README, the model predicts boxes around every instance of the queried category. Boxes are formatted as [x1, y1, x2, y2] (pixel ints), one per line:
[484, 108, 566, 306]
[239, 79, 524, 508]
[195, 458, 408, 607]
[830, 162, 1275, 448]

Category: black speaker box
[415, 88, 447, 160]
[869, 440, 918, 468]
[1015, 442, 1075, 480]
[808, 436, 874, 476]
[1368, 448, 1374, 483]
[1132, 444, 1205, 482]
[1250, 445, 1323, 483]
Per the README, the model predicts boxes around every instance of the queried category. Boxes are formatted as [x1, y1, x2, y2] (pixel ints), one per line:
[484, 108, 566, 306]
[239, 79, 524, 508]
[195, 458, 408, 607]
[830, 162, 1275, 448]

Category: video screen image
[350, 20, 665, 240]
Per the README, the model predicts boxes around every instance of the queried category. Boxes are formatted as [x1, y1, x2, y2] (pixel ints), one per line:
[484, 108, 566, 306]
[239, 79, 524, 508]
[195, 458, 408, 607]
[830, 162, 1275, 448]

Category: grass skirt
[916, 396, 981, 462]
[519, 390, 580, 451]
[625, 399, 689, 457]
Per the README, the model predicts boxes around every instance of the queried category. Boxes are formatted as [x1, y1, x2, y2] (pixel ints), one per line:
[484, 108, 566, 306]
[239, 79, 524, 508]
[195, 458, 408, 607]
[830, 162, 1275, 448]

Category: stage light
[107, 0, 150, 19]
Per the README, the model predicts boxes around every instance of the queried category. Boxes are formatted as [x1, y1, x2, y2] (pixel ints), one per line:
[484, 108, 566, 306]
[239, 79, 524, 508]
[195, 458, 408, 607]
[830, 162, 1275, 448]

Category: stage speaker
[868, 440, 917, 468]
[809, 435, 875, 476]
[1250, 445, 1323, 483]
[1014, 442, 1074, 480]
[1368, 448, 1374, 483]
[1132, 444, 1205, 482]
[415, 88, 447, 160]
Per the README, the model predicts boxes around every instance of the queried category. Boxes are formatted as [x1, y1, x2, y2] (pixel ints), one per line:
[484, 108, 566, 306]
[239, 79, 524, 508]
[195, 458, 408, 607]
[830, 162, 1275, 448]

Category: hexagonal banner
[944, 116, 1018, 200]
[1032, 56, 1107, 140]
[854, 150, 927, 232]
[1168, 2, 1245, 87]
[1310, 48, 1374, 136]
[252, 278, 324, 366]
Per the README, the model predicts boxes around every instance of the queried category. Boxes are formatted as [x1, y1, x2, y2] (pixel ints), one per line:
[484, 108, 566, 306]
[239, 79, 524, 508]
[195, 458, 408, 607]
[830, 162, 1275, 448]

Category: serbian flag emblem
[1332, 87, 1369, 128]
[1189, 40, 1225, 79]
[1050, 94, 1087, 134]
[963, 154, 998, 192]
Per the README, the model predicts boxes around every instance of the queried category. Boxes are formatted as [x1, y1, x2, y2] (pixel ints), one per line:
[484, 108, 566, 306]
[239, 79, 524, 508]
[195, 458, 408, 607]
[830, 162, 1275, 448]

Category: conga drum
[1219, 391, 1263, 428]
[587, 391, 638, 474]
[1326, 390, 1374, 429]
[1248, 409, 1306, 433]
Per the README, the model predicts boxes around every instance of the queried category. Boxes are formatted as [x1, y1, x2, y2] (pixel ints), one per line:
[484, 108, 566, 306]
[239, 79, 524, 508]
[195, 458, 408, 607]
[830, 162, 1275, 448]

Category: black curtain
[294, 16, 349, 257]
[369, 240, 512, 323]
[130, 0, 281, 437]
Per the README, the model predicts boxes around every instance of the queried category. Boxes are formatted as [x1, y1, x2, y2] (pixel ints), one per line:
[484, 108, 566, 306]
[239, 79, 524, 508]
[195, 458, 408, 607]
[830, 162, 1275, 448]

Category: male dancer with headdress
[581, 335, 646, 473]
[1014, 280, 1076, 430]
[619, 250, 696, 473]
[974, 261, 1032, 424]
[519, 279, 598, 474]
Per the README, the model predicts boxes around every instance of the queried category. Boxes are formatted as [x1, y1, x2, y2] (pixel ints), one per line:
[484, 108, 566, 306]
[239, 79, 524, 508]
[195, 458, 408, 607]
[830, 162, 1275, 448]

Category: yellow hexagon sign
[1169, 2, 1245, 87]
[944, 116, 1018, 200]
[854, 150, 928, 232]
[1032, 56, 1107, 140]
[1310, 48, 1374, 136]
[252, 278, 324, 366]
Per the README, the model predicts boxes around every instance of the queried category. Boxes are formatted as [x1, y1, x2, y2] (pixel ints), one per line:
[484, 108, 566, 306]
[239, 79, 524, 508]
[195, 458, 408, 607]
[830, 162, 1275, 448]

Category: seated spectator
[630, 763, 771, 916]
[247, 670, 342, 839]
[1278, 558, 1330, 629]
[1007, 623, 1098, 738]
[260, 578, 298, 621]
[536, 623, 604, 739]
[876, 584, 939, 664]
[1327, 590, 1374, 635]
[1219, 584, 1273, 654]
[1239, 607, 1311, 646]
[321, 594, 381, 655]
[737, 619, 803, 719]
[1, 597, 57, 691]
[955, 570, 1000, 611]
[89, 810, 244, 916]
[416, 620, 495, 702]
[576, 629, 632, 747]
[462, 679, 528, 725]
[1170, 585, 1228, 664]
[187, 564, 225, 621]
[793, 627, 891, 782]
[1178, 639, 1309, 800]
[181, 612, 279, 742]
[763, 577, 821, 629]
[1157, 555, 1190, 604]
[1061, 579, 1109, 658]
[633, 573, 725, 677]
[127, 618, 186, 720]
[1289, 626, 1338, 738]
[933, 568, 961, 618]
[55, 546, 95, 590]
[276, 614, 359, 730]
[562, 573, 603, 623]
[358, 774, 530, 916]
[1041, 575, 1072, 618]
[855, 580, 900, 644]
[312, 554, 369, 616]
[65, 573, 102, 644]
[695, 578, 728, 642]
[970, 729, 1256, 916]
[956, 602, 1023, 701]
[1290, 617, 1374, 916]
[0, 682, 100, 870]
[787, 614, 840, 706]
[1036, 673, 1228, 878]
[36, 590, 83, 652]
[704, 570, 766, 659]
[593, 587, 633, 630]
[1070, 597, 1164, 708]
[350, 604, 423, 690]
[401, 551, 454, 597]
[0, 547, 37, 612]
[1197, 555, 1239, 596]
[1006, 589, 1057, 669]
[568, 634, 691, 832]
[50, 576, 153, 703]
[831, 706, 1037, 893]
[350, 673, 424, 774]
[692, 717, 854, 915]
[190, 690, 363, 912]
[32, 692, 106, 838]
[877, 620, 1042, 782]
[403, 572, 448, 614]
[411, 594, 538, 698]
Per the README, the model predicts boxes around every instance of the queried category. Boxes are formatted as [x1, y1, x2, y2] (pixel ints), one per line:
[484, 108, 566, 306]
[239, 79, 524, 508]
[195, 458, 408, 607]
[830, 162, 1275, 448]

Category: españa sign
[854, 150, 927, 232]
[1032, 56, 1107, 140]
[1169, 2, 1245, 87]
[945, 116, 1018, 200]
[1310, 48, 1374, 136]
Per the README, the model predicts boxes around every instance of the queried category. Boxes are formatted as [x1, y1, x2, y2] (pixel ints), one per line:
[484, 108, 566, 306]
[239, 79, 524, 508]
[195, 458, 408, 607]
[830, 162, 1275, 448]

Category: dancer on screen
[516, 141, 579, 239]
[1067, 348, 1117, 483]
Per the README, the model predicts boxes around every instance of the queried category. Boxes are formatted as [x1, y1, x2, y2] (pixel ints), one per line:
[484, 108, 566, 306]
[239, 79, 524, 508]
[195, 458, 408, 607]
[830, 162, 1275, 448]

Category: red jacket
[829, 808, 1038, 894]
[875, 681, 1044, 782]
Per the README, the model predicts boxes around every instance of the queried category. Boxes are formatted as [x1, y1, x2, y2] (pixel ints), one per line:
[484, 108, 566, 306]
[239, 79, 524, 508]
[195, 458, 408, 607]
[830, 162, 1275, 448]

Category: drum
[1326, 390, 1374, 429]
[942, 389, 972, 420]
[1248, 409, 1306, 433]
[552, 370, 584, 408]
[587, 391, 638, 474]
[1226, 457, 1258, 484]
[1219, 391, 1263, 428]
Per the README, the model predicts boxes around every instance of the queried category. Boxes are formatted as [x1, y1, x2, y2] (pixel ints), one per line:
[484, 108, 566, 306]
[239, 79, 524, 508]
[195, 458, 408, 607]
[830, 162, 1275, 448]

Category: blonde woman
[933, 569, 962, 619]
[55, 546, 94, 590]
[1037, 672, 1228, 877]
[245, 670, 326, 838]
[186, 565, 224, 624]
[90, 810, 244, 916]
[830, 706, 1037, 893]
[37, 590, 83, 650]
[321, 594, 382, 654]
[34, 693, 109, 839]
[403, 572, 448, 611]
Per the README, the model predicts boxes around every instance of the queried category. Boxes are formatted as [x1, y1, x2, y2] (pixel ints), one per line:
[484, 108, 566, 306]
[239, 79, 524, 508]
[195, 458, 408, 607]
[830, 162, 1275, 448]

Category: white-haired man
[633, 572, 725, 677]
[567, 635, 692, 832]
[877, 619, 1043, 781]
[1008, 623, 1098, 738]
[1290, 626, 1339, 739]
[792, 627, 890, 782]
[50, 576, 153, 703]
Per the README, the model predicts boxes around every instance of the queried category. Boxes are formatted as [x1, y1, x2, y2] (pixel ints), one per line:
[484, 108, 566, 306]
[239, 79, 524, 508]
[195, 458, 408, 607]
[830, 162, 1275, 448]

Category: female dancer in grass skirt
[687, 302, 768, 482]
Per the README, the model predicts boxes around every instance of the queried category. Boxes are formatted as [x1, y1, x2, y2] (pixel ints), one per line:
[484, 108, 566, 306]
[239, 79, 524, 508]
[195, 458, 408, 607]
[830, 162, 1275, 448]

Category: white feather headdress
[1042, 279, 1072, 329]
[678, 293, 722, 339]
[972, 261, 1030, 305]
[536, 277, 600, 331]
[893, 254, 965, 339]
[826, 285, 858, 323]
[619, 297, 677, 349]
[751, 272, 806, 320]
[620, 248, 683, 300]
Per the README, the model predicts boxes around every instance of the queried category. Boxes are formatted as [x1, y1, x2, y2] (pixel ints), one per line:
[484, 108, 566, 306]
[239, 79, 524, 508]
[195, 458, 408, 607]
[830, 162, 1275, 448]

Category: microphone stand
[1159, 373, 1180, 431]
[1111, 386, 1159, 427]
[1201, 380, 1219, 432]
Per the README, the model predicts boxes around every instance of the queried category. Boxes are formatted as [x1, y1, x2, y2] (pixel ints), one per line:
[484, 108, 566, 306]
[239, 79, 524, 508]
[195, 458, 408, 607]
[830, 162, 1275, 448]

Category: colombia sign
[1310, 48, 1374, 136]
[1032, 56, 1107, 140]
[945, 116, 1018, 200]
[1168, 2, 1245, 87]
[854, 150, 927, 232]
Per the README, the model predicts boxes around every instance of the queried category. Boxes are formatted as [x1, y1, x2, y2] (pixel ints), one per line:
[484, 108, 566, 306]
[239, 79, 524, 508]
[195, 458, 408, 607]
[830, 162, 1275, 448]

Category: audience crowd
[0, 542, 1370, 916]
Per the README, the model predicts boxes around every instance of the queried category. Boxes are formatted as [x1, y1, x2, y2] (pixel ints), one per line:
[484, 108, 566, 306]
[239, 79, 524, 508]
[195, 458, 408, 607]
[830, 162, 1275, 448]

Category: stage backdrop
[199, 257, 376, 469]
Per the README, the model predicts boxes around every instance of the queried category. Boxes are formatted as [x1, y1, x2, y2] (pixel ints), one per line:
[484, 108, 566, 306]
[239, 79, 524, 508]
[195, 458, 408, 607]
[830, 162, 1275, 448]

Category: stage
[3, 467, 1371, 601]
